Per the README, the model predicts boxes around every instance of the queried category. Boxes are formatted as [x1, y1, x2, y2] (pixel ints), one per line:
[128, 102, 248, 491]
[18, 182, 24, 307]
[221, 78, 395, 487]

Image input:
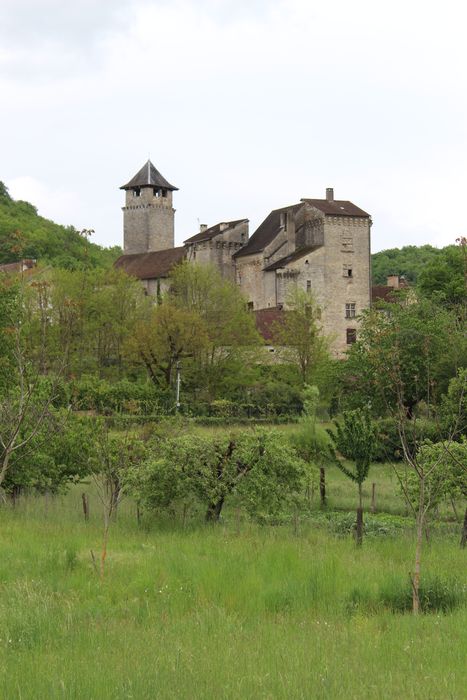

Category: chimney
[326, 187, 334, 202]
[387, 275, 400, 289]
[219, 222, 229, 232]
[200, 224, 208, 232]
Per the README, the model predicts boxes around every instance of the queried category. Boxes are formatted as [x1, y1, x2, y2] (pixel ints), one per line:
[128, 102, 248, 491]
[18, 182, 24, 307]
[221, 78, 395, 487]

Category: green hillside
[372, 243, 463, 284]
[0, 182, 121, 269]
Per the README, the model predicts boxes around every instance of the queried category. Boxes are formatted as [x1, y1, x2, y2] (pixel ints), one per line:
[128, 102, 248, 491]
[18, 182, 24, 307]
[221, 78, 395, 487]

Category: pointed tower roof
[120, 160, 178, 191]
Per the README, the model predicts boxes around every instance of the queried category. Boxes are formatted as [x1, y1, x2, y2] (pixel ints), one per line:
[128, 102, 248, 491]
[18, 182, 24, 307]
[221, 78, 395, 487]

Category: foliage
[272, 287, 329, 385]
[0, 182, 120, 269]
[440, 368, 467, 438]
[329, 409, 376, 488]
[399, 439, 467, 514]
[371, 243, 462, 285]
[2, 413, 95, 495]
[123, 302, 208, 388]
[125, 430, 306, 522]
[167, 261, 261, 401]
[341, 297, 465, 417]
[372, 416, 444, 462]
[23, 267, 148, 377]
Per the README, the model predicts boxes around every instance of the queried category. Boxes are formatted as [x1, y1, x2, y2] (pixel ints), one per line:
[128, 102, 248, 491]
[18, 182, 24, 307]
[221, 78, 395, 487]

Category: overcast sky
[1, 0, 466, 253]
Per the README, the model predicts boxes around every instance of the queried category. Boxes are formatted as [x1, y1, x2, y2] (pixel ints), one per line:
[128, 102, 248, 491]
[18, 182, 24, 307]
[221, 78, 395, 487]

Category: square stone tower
[120, 160, 178, 254]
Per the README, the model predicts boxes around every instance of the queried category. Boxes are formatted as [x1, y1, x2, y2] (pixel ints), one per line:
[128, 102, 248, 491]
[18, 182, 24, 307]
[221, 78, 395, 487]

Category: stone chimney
[387, 275, 400, 289]
[326, 187, 334, 202]
[219, 222, 229, 232]
[200, 224, 208, 232]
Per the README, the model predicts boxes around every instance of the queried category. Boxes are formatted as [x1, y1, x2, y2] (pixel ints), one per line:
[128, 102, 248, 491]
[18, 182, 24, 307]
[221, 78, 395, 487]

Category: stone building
[115, 160, 372, 355]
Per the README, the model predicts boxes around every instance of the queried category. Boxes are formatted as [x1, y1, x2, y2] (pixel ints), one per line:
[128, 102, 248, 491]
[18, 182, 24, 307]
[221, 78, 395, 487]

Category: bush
[372, 417, 444, 462]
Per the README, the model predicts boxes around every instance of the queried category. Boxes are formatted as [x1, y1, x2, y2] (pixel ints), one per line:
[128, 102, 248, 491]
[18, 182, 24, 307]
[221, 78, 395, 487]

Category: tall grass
[0, 489, 466, 699]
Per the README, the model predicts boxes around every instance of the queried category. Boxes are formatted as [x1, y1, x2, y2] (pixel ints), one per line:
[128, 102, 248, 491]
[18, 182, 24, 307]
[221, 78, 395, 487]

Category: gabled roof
[120, 160, 178, 191]
[184, 219, 248, 244]
[301, 198, 369, 218]
[114, 247, 185, 280]
[234, 204, 303, 258]
[263, 244, 323, 272]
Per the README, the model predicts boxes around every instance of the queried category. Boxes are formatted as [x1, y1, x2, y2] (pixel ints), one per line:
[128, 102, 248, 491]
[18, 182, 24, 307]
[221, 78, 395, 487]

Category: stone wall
[321, 215, 371, 355]
[185, 221, 248, 282]
[123, 187, 175, 254]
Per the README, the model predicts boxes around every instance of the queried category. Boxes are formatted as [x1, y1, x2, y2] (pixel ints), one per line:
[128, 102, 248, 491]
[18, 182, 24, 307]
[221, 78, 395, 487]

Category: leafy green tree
[342, 297, 465, 418]
[168, 262, 261, 401]
[272, 288, 329, 386]
[125, 431, 305, 523]
[329, 409, 376, 545]
[124, 302, 209, 389]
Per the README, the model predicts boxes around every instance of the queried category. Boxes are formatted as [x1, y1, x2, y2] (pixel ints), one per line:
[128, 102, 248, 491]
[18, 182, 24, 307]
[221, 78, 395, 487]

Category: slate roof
[263, 244, 323, 271]
[120, 160, 178, 191]
[234, 204, 303, 258]
[301, 198, 370, 218]
[184, 219, 248, 244]
[114, 247, 186, 280]
[235, 197, 369, 260]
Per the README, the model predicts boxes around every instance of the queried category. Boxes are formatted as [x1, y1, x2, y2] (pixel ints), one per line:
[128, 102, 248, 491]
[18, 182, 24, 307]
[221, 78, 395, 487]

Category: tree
[341, 298, 466, 612]
[124, 302, 208, 389]
[168, 262, 261, 400]
[400, 439, 467, 550]
[272, 288, 329, 386]
[329, 409, 376, 545]
[0, 280, 69, 491]
[89, 426, 146, 579]
[125, 431, 305, 523]
[291, 385, 334, 506]
[342, 296, 465, 417]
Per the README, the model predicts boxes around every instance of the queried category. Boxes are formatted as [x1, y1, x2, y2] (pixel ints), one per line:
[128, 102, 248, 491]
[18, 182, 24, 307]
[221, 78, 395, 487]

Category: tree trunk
[100, 514, 110, 580]
[371, 482, 376, 513]
[319, 467, 326, 507]
[356, 507, 363, 546]
[81, 492, 89, 521]
[206, 496, 225, 522]
[356, 483, 363, 546]
[461, 507, 467, 549]
[412, 476, 425, 615]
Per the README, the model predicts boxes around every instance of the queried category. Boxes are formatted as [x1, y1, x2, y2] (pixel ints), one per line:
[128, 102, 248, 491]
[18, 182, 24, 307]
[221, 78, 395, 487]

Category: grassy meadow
[1, 450, 466, 699]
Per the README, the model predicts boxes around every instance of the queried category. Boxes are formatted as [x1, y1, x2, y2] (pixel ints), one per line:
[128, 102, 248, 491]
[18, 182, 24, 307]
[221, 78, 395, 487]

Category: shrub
[372, 417, 444, 462]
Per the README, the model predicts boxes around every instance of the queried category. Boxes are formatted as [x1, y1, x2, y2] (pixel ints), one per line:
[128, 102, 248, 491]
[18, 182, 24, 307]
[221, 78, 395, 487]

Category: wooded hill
[0, 182, 121, 269]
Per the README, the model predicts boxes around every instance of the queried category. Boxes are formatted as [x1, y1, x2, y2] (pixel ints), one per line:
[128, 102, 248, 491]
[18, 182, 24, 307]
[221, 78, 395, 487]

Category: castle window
[343, 264, 353, 277]
[154, 188, 161, 197]
[306, 280, 312, 293]
[346, 328, 357, 344]
[345, 303, 356, 318]
[280, 212, 287, 230]
[162, 189, 167, 198]
[133, 188, 141, 197]
[247, 301, 254, 311]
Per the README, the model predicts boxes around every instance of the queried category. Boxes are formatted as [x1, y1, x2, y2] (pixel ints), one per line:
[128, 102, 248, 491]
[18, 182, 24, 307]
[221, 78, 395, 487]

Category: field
[1, 459, 466, 699]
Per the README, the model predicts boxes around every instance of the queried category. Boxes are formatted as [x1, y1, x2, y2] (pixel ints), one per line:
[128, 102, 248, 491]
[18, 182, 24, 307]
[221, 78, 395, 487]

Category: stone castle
[115, 160, 372, 354]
